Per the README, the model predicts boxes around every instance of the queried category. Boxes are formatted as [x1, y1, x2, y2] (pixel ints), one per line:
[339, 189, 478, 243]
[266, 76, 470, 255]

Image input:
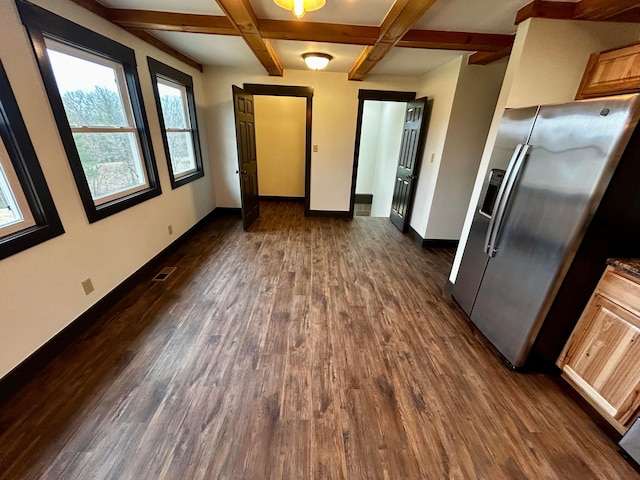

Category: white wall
[370, 101, 406, 217]
[0, 0, 215, 379]
[203, 68, 418, 211]
[409, 58, 463, 235]
[424, 59, 508, 239]
[355, 101, 382, 195]
[449, 18, 640, 283]
[254, 95, 306, 197]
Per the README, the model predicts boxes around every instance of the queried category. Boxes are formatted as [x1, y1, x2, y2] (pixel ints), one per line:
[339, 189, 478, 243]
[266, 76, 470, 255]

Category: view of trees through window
[46, 42, 149, 203]
[62, 86, 141, 199]
[157, 80, 196, 176]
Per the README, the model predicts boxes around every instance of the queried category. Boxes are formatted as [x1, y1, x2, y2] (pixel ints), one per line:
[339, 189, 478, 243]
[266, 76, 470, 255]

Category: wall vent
[153, 267, 177, 282]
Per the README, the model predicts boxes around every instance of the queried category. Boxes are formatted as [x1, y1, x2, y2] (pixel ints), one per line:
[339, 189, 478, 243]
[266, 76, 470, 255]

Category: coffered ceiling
[70, 0, 640, 79]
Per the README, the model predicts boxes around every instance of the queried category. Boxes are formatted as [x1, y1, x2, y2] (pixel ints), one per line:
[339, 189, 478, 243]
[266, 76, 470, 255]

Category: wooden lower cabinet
[558, 266, 640, 433]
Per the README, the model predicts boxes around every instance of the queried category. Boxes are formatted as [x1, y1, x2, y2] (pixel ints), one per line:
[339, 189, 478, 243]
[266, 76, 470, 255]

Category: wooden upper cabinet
[558, 266, 640, 433]
[576, 41, 640, 100]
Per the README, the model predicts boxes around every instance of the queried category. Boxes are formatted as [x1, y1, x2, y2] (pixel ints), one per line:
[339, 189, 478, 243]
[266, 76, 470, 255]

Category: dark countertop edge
[607, 258, 640, 281]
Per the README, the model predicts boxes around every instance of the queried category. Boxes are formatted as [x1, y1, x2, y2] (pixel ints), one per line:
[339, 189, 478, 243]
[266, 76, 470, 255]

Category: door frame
[349, 89, 417, 218]
[243, 84, 313, 216]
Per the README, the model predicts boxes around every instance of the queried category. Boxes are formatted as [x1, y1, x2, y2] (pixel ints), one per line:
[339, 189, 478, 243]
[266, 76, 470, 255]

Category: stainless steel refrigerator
[452, 94, 640, 368]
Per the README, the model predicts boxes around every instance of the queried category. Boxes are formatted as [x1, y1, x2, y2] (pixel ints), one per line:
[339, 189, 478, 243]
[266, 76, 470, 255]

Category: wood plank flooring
[0, 202, 636, 479]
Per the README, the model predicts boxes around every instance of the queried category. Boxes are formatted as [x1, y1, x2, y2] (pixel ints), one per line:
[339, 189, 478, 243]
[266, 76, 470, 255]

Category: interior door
[232, 85, 259, 230]
[390, 97, 429, 232]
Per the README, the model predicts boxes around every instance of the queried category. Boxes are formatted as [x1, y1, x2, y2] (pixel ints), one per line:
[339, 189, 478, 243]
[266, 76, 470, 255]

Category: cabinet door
[560, 294, 640, 425]
[576, 42, 640, 99]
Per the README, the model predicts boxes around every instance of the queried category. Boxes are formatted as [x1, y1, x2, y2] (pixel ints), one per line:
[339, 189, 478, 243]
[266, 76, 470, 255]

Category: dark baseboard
[259, 196, 304, 203]
[211, 207, 241, 217]
[307, 210, 351, 218]
[423, 239, 459, 249]
[408, 227, 459, 249]
[407, 226, 424, 247]
[0, 206, 224, 406]
[444, 279, 454, 294]
[354, 194, 373, 205]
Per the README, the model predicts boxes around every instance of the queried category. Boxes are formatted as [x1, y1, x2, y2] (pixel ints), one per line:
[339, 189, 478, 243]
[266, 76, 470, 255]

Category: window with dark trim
[0, 60, 64, 260]
[147, 57, 204, 189]
[16, 0, 161, 223]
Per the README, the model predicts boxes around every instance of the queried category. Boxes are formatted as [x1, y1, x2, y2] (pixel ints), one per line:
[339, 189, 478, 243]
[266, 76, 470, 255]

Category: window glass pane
[47, 48, 128, 128]
[167, 131, 196, 175]
[73, 132, 146, 200]
[0, 162, 23, 229]
[158, 81, 188, 129]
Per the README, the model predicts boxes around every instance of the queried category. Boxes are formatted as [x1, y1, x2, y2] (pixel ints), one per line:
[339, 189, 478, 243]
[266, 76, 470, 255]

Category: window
[0, 60, 64, 260]
[148, 58, 204, 188]
[17, 1, 161, 223]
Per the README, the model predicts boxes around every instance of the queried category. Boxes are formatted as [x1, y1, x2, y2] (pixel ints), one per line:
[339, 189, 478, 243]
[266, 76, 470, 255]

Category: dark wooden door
[390, 97, 429, 232]
[232, 85, 259, 230]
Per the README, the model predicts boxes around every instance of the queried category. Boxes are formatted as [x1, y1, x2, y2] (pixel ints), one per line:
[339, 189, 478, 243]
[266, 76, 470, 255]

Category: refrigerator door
[452, 107, 538, 315]
[471, 95, 640, 367]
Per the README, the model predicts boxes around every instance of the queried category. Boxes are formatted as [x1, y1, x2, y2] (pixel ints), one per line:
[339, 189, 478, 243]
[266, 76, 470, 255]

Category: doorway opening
[354, 100, 408, 217]
[349, 90, 416, 219]
[244, 84, 313, 216]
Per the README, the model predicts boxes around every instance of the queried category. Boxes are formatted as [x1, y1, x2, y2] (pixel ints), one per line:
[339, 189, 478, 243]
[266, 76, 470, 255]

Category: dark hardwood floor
[0, 202, 635, 479]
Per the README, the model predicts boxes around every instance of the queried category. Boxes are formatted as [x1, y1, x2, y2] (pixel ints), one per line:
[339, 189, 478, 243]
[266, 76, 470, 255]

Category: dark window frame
[147, 57, 205, 189]
[16, 0, 161, 223]
[0, 60, 64, 260]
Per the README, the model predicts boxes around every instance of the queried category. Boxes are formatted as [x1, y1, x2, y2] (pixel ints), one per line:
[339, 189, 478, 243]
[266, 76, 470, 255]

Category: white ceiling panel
[250, 0, 394, 26]
[414, 0, 578, 34]
[369, 48, 464, 77]
[151, 31, 264, 70]
[99, 0, 225, 15]
[270, 39, 366, 72]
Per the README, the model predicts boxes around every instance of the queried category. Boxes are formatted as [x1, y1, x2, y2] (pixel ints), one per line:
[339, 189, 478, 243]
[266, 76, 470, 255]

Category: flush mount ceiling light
[302, 52, 333, 70]
[273, 0, 326, 19]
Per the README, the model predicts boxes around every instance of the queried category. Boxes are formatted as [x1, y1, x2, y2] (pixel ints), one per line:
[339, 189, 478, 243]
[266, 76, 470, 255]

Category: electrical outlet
[313, 144, 319, 152]
[430, 153, 435, 163]
[81, 278, 94, 295]
[168, 225, 173, 235]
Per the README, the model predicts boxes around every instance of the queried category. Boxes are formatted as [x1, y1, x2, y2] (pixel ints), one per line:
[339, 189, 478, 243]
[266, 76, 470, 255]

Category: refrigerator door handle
[484, 144, 523, 255]
[486, 143, 531, 257]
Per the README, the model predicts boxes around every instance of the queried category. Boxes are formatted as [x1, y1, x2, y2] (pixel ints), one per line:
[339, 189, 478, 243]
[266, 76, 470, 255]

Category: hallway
[0, 202, 633, 479]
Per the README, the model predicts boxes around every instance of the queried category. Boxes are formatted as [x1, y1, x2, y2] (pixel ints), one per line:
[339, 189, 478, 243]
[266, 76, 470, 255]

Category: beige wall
[203, 68, 418, 212]
[0, 0, 215, 379]
[409, 58, 462, 235]
[254, 96, 306, 197]
[449, 18, 640, 283]
[409, 56, 506, 239]
[425, 58, 508, 240]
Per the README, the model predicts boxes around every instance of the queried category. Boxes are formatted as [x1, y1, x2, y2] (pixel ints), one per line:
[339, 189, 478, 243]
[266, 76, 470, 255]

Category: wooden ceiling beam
[348, 0, 439, 81]
[467, 47, 513, 65]
[215, 0, 283, 76]
[573, 0, 640, 20]
[108, 10, 237, 36]
[259, 19, 379, 45]
[516, 0, 640, 24]
[515, 1, 577, 24]
[127, 30, 203, 71]
[67, 0, 203, 71]
[398, 30, 514, 52]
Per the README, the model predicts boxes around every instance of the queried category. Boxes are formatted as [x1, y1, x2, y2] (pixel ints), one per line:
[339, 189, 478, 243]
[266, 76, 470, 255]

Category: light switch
[313, 145, 319, 152]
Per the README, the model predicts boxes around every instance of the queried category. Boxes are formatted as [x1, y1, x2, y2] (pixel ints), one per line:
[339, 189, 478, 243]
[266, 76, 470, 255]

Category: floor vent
[153, 267, 177, 282]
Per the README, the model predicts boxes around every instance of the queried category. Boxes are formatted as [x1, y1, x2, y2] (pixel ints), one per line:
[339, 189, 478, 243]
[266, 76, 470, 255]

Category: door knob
[407, 174, 418, 180]
[235, 170, 239, 174]
[241, 170, 247, 174]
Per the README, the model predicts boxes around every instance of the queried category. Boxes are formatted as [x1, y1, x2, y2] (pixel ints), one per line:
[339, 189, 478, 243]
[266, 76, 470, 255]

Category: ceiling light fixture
[302, 52, 333, 70]
[273, 0, 326, 19]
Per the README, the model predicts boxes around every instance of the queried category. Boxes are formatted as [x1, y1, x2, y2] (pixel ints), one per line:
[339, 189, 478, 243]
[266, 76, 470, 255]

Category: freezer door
[471, 94, 640, 367]
[452, 107, 538, 315]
